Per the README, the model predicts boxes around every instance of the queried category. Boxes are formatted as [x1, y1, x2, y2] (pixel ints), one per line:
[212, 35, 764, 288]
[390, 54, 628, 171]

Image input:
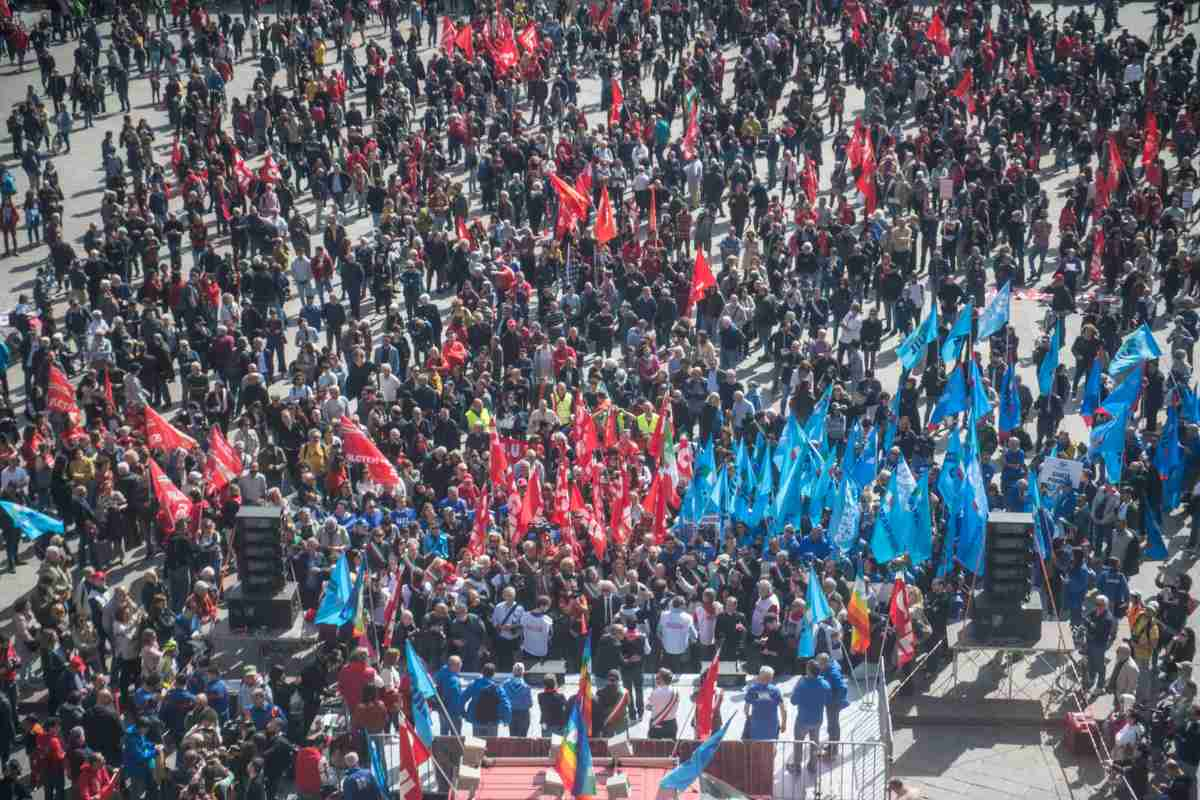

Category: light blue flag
[1156, 408, 1184, 511]
[1143, 503, 1169, 560]
[1081, 357, 1103, 424]
[882, 374, 905, 452]
[1181, 383, 1200, 424]
[773, 451, 805, 533]
[1089, 409, 1129, 483]
[806, 565, 833, 624]
[937, 425, 965, 511]
[1028, 476, 1054, 560]
[829, 476, 861, 553]
[909, 474, 933, 565]
[660, 719, 733, 792]
[0, 501, 64, 541]
[695, 436, 716, 484]
[314, 553, 354, 625]
[929, 365, 969, 427]
[1038, 322, 1061, 396]
[405, 640, 438, 700]
[732, 441, 755, 523]
[958, 456, 990, 575]
[998, 364, 1021, 434]
[941, 302, 974, 365]
[976, 281, 1011, 340]
[852, 427, 879, 489]
[870, 469, 904, 563]
[843, 419, 862, 468]
[1098, 365, 1142, 421]
[775, 414, 803, 469]
[709, 468, 733, 518]
[897, 303, 939, 369]
[746, 441, 776, 528]
[805, 383, 834, 441]
[969, 360, 994, 421]
[368, 736, 390, 798]
[807, 464, 834, 527]
[1108, 323, 1163, 375]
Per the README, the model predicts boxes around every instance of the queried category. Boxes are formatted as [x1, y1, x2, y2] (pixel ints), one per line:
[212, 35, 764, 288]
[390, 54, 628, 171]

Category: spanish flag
[847, 574, 871, 655]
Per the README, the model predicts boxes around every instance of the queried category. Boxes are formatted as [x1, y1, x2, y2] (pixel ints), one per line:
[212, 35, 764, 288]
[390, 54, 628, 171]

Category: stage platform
[891, 620, 1080, 728]
[209, 613, 322, 673]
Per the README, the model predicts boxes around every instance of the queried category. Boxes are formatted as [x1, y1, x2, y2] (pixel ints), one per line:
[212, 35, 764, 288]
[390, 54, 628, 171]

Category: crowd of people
[0, 0, 1195, 796]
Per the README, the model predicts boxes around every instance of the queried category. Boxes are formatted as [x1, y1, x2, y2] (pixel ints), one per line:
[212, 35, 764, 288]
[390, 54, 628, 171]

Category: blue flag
[1081, 357, 1103, 424]
[1181, 383, 1200, 424]
[909, 473, 933, 565]
[806, 565, 833, 625]
[775, 415, 803, 469]
[1143, 503, 1169, 560]
[941, 302, 974, 365]
[883, 375, 905, 452]
[937, 426, 965, 511]
[852, 427, 879, 489]
[998, 364, 1021, 434]
[969, 360, 994, 421]
[368, 736, 390, 798]
[1089, 410, 1128, 483]
[0, 501, 64, 541]
[829, 476, 861, 554]
[1108, 323, 1162, 376]
[314, 553, 354, 625]
[660, 719, 733, 792]
[745, 441, 776, 528]
[956, 423, 990, 576]
[897, 303, 939, 369]
[929, 366, 969, 427]
[1099, 365, 1143, 421]
[1028, 476, 1054, 560]
[976, 281, 1011, 340]
[1038, 323, 1061, 396]
[404, 641, 437, 748]
[805, 383, 833, 441]
[1157, 408, 1184, 511]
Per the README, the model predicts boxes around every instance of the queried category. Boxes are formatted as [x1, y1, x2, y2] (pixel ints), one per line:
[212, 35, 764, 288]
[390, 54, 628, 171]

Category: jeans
[509, 709, 531, 737]
[1086, 647, 1107, 692]
[438, 711, 462, 736]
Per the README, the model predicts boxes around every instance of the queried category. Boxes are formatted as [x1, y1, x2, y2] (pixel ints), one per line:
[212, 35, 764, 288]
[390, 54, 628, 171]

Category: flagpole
[670, 704, 698, 759]
[396, 708, 458, 791]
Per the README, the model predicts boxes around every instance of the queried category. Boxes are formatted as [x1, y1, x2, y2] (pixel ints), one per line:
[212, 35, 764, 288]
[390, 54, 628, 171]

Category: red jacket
[36, 732, 66, 777]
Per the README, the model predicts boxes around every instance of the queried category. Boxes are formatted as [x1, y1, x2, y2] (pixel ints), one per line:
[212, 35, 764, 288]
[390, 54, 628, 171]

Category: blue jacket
[501, 677, 533, 712]
[1096, 568, 1130, 609]
[462, 677, 512, 725]
[1065, 565, 1095, 609]
[341, 767, 384, 800]
[435, 666, 464, 716]
[206, 679, 230, 719]
[248, 702, 287, 731]
[789, 677, 831, 729]
[821, 662, 850, 709]
[121, 726, 157, 780]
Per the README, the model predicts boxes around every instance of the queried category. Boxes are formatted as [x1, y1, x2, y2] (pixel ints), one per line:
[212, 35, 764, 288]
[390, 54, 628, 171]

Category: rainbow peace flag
[578, 637, 593, 733]
[554, 703, 596, 799]
[847, 573, 871, 655]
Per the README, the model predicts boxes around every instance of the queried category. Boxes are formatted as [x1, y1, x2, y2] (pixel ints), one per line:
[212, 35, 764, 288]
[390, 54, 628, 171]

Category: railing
[764, 739, 890, 800]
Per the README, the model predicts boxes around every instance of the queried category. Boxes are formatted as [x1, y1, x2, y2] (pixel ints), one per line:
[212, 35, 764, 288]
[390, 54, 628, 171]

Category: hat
[243, 665, 258, 677]
[607, 669, 620, 681]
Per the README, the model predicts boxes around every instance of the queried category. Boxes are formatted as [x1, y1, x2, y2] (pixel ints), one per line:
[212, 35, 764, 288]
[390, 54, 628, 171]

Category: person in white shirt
[491, 586, 525, 672]
[692, 589, 723, 662]
[751, 580, 780, 637]
[657, 596, 697, 674]
[378, 364, 403, 403]
[520, 596, 554, 662]
[646, 668, 680, 740]
[0, 457, 29, 496]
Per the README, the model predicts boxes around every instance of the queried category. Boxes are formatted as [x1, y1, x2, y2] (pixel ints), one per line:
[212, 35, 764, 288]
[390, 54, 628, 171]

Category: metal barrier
[367, 733, 440, 794]
[763, 739, 890, 800]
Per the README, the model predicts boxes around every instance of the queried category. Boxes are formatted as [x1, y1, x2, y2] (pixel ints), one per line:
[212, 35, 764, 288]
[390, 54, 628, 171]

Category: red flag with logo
[148, 458, 194, 526]
[489, 428, 511, 489]
[925, 12, 950, 56]
[514, 470, 543, 543]
[575, 163, 593, 199]
[687, 248, 716, 310]
[493, 27, 519, 73]
[889, 576, 916, 666]
[260, 152, 282, 183]
[231, 148, 256, 193]
[595, 185, 617, 244]
[441, 17, 457, 55]
[609, 78, 623, 129]
[467, 491, 490, 557]
[856, 133, 877, 214]
[694, 649, 721, 740]
[455, 24, 474, 61]
[395, 721, 428, 800]
[337, 416, 402, 486]
[517, 22, 538, 52]
[144, 405, 199, 451]
[205, 425, 243, 495]
[47, 365, 82, 424]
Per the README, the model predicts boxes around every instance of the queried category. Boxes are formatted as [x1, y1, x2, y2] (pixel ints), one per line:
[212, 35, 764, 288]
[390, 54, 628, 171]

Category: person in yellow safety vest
[553, 383, 573, 425]
[635, 401, 659, 439]
[465, 398, 492, 431]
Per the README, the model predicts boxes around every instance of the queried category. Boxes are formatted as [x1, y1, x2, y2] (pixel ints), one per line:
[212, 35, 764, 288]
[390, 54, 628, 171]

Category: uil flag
[998, 364, 1022, 436]
[687, 248, 716, 310]
[889, 576, 916, 666]
[1081, 357, 1104, 426]
[144, 405, 199, 451]
[47, 365, 82, 424]
[897, 303, 938, 369]
[147, 458, 194, 526]
[1037, 322, 1061, 396]
[1108, 323, 1162, 375]
[976, 281, 1011, 340]
[609, 78, 623, 129]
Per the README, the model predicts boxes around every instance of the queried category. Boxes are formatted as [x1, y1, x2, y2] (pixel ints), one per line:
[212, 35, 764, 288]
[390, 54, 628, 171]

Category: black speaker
[981, 512, 1034, 601]
[234, 505, 287, 594]
[227, 583, 301, 630]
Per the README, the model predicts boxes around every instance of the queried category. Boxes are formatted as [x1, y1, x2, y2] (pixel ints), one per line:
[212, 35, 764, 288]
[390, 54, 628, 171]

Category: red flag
[395, 722, 428, 800]
[694, 649, 721, 740]
[1089, 228, 1106, 283]
[847, 118, 866, 170]
[681, 98, 700, 159]
[456, 216, 473, 247]
[595, 185, 617, 244]
[171, 134, 183, 167]
[647, 395, 670, 462]
[1106, 135, 1124, 193]
[47, 365, 82, 424]
[515, 471, 543, 543]
[231, 148, 256, 193]
[856, 134, 877, 214]
[493, 26, 519, 73]
[1026, 36, 1037, 78]
[337, 416, 401, 486]
[467, 491, 490, 557]
[802, 158, 818, 206]
[925, 12, 950, 56]
[647, 186, 658, 239]
[889, 576, 916, 667]
[441, 16, 457, 55]
[609, 470, 632, 546]
[687, 248, 716, 310]
[851, 23, 862, 46]
[148, 458, 194, 526]
[143, 405, 199, 451]
[575, 163, 593, 199]
[97, 769, 121, 800]
[952, 68, 975, 114]
[649, 470, 669, 544]
[550, 464, 571, 526]
[603, 406, 619, 449]
[205, 425, 243, 495]
[549, 173, 590, 238]
[455, 24, 474, 61]
[609, 78, 624, 129]
[575, 484, 606, 561]
[1143, 111, 1160, 167]
[380, 570, 403, 647]
[259, 152, 281, 183]
[517, 22, 539, 52]
[102, 369, 116, 414]
[489, 428, 510, 489]
[572, 392, 598, 466]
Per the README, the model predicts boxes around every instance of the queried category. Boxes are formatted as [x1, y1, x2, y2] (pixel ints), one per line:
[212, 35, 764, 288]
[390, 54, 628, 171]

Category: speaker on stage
[234, 505, 288, 594]
[971, 512, 1041, 642]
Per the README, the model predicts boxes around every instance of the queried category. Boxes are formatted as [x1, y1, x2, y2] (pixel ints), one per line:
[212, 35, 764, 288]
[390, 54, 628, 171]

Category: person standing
[816, 653, 848, 752]
[656, 596, 697, 675]
[743, 666, 786, 741]
[1084, 595, 1117, 698]
[645, 668, 679, 740]
[789, 662, 831, 773]
[502, 664, 533, 738]
[462, 663, 511, 738]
